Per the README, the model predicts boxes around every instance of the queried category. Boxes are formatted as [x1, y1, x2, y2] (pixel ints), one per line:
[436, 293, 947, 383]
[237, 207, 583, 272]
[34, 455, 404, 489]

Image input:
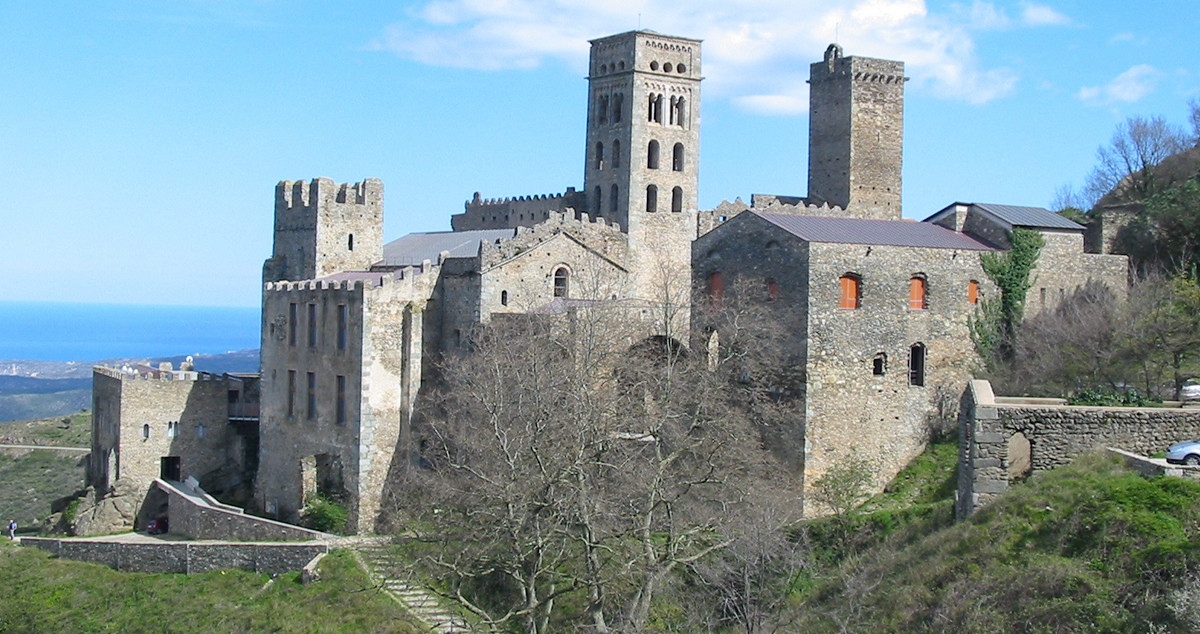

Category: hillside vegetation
[0, 413, 90, 530]
[788, 451, 1200, 633]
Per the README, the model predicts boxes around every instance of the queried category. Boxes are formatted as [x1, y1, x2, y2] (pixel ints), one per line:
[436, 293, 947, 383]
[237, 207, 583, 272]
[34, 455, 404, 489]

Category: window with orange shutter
[909, 277, 927, 310]
[968, 280, 979, 305]
[839, 275, 860, 309]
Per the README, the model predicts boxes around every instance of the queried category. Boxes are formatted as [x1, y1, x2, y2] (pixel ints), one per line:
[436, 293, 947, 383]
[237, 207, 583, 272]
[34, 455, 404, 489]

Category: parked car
[1166, 439, 1200, 465]
[1182, 381, 1200, 402]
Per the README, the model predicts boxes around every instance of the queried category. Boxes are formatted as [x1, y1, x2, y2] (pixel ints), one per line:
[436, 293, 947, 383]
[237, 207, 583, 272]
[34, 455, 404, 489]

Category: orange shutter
[840, 276, 859, 309]
[909, 277, 926, 310]
[968, 280, 979, 305]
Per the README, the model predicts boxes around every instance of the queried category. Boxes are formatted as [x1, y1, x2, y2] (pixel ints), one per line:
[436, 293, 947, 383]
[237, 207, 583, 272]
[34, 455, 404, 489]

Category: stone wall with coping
[451, 189, 584, 231]
[956, 379, 1200, 518]
[164, 482, 325, 541]
[21, 537, 327, 575]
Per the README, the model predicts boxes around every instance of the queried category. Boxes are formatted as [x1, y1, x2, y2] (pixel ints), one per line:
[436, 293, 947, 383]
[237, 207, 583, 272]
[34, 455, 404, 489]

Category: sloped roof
[972, 203, 1083, 231]
[378, 229, 517, 267]
[756, 213, 994, 250]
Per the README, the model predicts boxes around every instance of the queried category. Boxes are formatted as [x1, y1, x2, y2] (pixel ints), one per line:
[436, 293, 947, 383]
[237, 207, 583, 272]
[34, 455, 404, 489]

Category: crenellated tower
[584, 31, 702, 315]
[807, 44, 906, 220]
[263, 178, 384, 283]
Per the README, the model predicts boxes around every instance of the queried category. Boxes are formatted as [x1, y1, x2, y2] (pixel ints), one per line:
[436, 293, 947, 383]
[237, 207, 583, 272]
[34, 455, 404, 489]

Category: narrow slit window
[646, 185, 658, 213]
[336, 304, 347, 350]
[306, 372, 316, 420]
[672, 143, 684, 171]
[648, 140, 660, 169]
[909, 344, 926, 386]
[307, 303, 318, 348]
[873, 353, 887, 376]
[336, 375, 346, 425]
[671, 186, 682, 213]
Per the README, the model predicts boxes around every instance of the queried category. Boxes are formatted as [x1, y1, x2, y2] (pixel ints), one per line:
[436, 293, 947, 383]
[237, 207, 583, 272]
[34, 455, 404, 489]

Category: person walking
[7, 520, 15, 540]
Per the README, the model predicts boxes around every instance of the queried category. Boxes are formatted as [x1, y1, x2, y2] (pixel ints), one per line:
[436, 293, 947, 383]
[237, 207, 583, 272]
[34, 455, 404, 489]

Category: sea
[0, 301, 260, 362]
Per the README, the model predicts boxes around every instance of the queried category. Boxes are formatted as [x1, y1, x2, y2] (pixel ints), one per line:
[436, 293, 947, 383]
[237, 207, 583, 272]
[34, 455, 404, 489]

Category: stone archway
[1007, 431, 1032, 481]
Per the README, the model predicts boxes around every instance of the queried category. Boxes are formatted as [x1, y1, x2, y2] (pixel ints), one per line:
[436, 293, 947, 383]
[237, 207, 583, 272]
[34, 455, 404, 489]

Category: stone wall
[21, 537, 327, 575]
[451, 189, 584, 231]
[956, 379, 1200, 518]
[164, 482, 325, 541]
[264, 178, 383, 283]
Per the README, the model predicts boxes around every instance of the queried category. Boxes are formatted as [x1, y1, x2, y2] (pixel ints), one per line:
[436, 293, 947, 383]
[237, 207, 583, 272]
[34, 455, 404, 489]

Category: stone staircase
[357, 544, 471, 633]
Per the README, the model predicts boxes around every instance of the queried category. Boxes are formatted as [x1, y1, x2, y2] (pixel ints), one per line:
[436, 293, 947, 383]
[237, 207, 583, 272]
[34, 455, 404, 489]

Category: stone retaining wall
[164, 481, 325, 541]
[956, 380, 1200, 518]
[21, 537, 327, 575]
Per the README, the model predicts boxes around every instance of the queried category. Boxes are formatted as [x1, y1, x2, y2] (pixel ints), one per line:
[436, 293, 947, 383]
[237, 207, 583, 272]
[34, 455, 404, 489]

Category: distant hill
[0, 349, 259, 422]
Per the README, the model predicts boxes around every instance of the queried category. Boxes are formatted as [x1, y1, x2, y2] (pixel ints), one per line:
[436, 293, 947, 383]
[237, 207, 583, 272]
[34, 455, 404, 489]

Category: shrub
[1067, 386, 1161, 407]
[301, 495, 348, 534]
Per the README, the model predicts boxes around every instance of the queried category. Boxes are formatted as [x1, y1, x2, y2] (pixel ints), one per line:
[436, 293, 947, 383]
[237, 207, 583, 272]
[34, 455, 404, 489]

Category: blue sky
[1, 1, 1196, 307]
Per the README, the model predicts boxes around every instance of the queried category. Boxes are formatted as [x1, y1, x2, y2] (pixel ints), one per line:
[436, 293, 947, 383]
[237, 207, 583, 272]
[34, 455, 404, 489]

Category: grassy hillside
[789, 451, 1200, 633]
[0, 546, 422, 633]
[0, 413, 90, 530]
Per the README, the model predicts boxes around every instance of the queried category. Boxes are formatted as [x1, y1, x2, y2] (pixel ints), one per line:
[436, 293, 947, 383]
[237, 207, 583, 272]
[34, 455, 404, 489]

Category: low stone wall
[1107, 447, 1200, 481]
[21, 537, 327, 575]
[162, 480, 324, 541]
[956, 380, 1200, 518]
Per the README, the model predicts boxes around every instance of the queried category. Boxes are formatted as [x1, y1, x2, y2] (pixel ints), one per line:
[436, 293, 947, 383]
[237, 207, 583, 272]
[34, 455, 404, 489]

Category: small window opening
[708, 271, 724, 304]
[307, 303, 318, 348]
[612, 139, 621, 168]
[968, 280, 980, 305]
[612, 93, 623, 122]
[501, 290, 509, 306]
[909, 343, 926, 386]
[873, 353, 887, 376]
[839, 275, 861, 309]
[671, 186, 682, 212]
[142, 423, 150, 440]
[648, 140, 660, 169]
[672, 143, 684, 171]
[306, 372, 316, 419]
[595, 141, 604, 169]
[598, 95, 608, 124]
[766, 278, 779, 302]
[673, 96, 685, 126]
[909, 276, 927, 310]
[646, 185, 658, 213]
[553, 267, 570, 298]
[336, 375, 347, 425]
[610, 184, 618, 214]
[336, 304, 347, 350]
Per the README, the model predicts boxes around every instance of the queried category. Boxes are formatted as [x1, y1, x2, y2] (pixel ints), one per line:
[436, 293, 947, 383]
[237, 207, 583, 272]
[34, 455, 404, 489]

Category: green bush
[302, 495, 349, 534]
[1067, 386, 1161, 407]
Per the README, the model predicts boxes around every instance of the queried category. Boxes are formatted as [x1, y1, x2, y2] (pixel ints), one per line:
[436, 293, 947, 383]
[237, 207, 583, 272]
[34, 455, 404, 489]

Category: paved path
[0, 443, 88, 452]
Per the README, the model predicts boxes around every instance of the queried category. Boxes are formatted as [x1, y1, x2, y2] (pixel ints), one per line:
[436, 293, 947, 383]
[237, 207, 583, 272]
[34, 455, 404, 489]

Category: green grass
[0, 546, 423, 633]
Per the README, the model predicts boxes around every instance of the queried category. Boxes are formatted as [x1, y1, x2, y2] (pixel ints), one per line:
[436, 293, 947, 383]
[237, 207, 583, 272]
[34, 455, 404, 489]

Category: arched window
[595, 141, 604, 170]
[909, 276, 927, 310]
[347, 233, 354, 251]
[646, 185, 658, 213]
[610, 184, 618, 213]
[671, 186, 682, 213]
[598, 95, 608, 124]
[142, 424, 150, 440]
[839, 274, 860, 309]
[553, 267, 570, 298]
[765, 278, 779, 302]
[612, 93, 623, 122]
[594, 186, 602, 213]
[673, 96, 685, 126]
[909, 343, 926, 386]
[708, 272, 724, 304]
[669, 96, 678, 125]
[647, 140, 660, 169]
[873, 353, 887, 376]
[648, 93, 663, 123]
[968, 280, 980, 305]
[501, 290, 508, 306]
[612, 139, 621, 168]
[672, 143, 684, 171]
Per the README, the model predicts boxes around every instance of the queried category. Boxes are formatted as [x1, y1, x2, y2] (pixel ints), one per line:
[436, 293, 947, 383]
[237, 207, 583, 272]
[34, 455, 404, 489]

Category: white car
[1182, 382, 1200, 402]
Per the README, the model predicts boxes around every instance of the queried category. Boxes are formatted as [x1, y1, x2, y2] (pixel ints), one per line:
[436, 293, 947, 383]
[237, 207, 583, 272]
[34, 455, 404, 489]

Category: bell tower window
[647, 140, 660, 169]
[646, 185, 658, 213]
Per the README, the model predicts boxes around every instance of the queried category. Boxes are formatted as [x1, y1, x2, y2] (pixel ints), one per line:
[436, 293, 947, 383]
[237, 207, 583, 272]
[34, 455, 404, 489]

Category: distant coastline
[0, 301, 259, 363]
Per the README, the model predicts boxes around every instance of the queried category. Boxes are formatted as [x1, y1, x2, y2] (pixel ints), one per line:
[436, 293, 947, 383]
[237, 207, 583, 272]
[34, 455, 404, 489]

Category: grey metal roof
[378, 229, 517, 267]
[972, 203, 1084, 231]
[757, 213, 994, 250]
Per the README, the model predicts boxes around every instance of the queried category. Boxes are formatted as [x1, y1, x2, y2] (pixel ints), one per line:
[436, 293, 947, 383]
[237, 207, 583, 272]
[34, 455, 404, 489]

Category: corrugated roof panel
[757, 213, 995, 250]
[974, 203, 1083, 231]
[379, 229, 517, 267]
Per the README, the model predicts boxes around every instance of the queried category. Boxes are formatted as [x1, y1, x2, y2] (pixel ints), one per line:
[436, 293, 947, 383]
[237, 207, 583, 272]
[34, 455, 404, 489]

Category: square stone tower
[807, 44, 906, 220]
[263, 178, 384, 283]
[584, 30, 702, 314]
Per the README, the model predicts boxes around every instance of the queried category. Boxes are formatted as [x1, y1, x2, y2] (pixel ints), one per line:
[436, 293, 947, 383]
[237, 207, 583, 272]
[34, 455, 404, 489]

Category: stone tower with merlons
[807, 43, 906, 220]
[584, 31, 701, 322]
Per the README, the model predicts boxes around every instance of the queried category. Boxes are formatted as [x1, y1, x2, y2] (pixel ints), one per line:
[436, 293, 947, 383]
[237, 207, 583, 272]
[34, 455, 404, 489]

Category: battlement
[480, 211, 628, 269]
[275, 178, 382, 212]
[93, 364, 220, 382]
[451, 188, 586, 231]
[809, 47, 906, 85]
[264, 261, 437, 295]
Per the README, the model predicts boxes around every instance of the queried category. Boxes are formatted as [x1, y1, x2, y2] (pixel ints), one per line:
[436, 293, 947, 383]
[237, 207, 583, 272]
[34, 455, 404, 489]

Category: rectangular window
[307, 303, 318, 348]
[306, 372, 316, 420]
[336, 375, 346, 425]
[839, 276, 860, 309]
[288, 303, 297, 346]
[909, 345, 926, 387]
[968, 280, 979, 305]
[337, 304, 347, 351]
[909, 277, 927, 310]
[287, 370, 296, 417]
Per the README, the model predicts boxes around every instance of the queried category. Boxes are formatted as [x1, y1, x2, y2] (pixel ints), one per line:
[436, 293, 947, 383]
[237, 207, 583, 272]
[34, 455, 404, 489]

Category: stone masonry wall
[166, 485, 324, 541]
[264, 178, 383, 283]
[956, 379, 1200, 518]
[451, 189, 585, 231]
[22, 537, 327, 575]
[802, 240, 987, 513]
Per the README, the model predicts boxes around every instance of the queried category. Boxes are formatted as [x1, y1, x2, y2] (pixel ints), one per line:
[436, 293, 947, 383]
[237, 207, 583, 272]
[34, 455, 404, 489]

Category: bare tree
[1189, 97, 1200, 146]
[1084, 115, 1189, 207]
[399, 278, 799, 632]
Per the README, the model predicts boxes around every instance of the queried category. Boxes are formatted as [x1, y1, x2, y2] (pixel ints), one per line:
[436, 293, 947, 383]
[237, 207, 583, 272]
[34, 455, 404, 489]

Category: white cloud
[1020, 3, 1070, 26]
[1078, 64, 1160, 105]
[366, 0, 1040, 111]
